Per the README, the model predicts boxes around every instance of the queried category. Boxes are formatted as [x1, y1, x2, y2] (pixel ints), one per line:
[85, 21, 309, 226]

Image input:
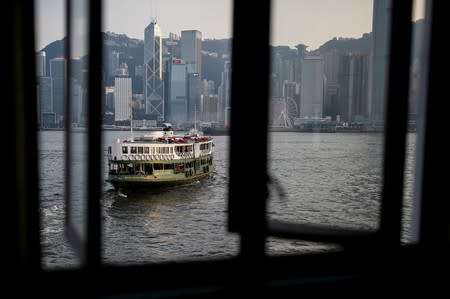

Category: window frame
[8, 0, 449, 296]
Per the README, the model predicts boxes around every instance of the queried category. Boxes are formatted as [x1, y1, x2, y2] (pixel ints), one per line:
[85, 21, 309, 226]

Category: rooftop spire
[150, 0, 158, 23]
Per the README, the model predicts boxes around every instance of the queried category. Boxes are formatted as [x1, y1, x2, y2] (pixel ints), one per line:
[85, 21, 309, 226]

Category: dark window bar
[228, 0, 271, 257]
[64, 0, 85, 260]
[11, 0, 41, 270]
[378, 0, 413, 246]
[228, 0, 271, 293]
[87, 0, 103, 268]
[64, 0, 103, 267]
[419, 0, 449, 246]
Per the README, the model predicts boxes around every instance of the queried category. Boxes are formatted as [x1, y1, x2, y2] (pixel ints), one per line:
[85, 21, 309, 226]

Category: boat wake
[118, 190, 128, 198]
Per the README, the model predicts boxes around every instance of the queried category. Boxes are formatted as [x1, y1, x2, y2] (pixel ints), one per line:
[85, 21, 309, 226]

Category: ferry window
[122, 146, 128, 154]
[138, 147, 143, 154]
[130, 146, 137, 154]
[144, 147, 149, 154]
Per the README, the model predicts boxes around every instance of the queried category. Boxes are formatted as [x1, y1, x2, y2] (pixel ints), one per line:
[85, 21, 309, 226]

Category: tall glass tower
[181, 30, 202, 77]
[144, 21, 164, 120]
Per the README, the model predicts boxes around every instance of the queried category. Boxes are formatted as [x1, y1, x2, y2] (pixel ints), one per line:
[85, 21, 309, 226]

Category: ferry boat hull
[106, 159, 213, 189]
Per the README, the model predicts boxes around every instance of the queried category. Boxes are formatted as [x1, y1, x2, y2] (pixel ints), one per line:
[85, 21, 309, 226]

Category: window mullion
[379, 0, 413, 245]
[86, 0, 103, 268]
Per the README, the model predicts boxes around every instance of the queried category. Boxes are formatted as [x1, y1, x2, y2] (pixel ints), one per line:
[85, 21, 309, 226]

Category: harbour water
[40, 130, 416, 268]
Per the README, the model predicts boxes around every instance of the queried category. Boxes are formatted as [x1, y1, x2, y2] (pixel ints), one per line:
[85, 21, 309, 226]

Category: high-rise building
[36, 51, 46, 77]
[202, 79, 215, 96]
[300, 57, 324, 118]
[163, 33, 181, 58]
[322, 48, 341, 120]
[108, 51, 120, 81]
[201, 94, 219, 123]
[187, 72, 201, 123]
[114, 63, 132, 122]
[38, 76, 53, 127]
[50, 57, 66, 126]
[323, 48, 341, 84]
[181, 30, 202, 77]
[218, 61, 231, 126]
[104, 86, 115, 113]
[168, 58, 187, 124]
[71, 79, 83, 125]
[339, 54, 370, 122]
[144, 21, 164, 120]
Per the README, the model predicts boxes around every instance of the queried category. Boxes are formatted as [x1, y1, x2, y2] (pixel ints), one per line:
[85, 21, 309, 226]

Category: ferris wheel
[272, 96, 298, 128]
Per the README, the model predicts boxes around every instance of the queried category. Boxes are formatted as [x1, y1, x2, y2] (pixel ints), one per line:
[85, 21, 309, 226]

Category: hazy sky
[36, 0, 425, 52]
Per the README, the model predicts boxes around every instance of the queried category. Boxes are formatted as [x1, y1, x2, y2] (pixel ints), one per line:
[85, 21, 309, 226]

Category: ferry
[106, 124, 214, 189]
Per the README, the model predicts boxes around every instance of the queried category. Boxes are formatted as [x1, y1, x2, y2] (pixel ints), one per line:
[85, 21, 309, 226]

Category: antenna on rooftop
[130, 103, 134, 141]
[150, 0, 158, 23]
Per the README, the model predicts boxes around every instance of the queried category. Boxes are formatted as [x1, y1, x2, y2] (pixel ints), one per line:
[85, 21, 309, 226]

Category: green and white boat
[106, 125, 214, 190]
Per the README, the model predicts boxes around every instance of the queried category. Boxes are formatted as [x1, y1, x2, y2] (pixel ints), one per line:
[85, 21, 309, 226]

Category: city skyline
[36, 0, 423, 53]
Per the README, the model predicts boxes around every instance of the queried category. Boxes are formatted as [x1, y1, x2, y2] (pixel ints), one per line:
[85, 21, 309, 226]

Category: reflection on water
[102, 174, 236, 264]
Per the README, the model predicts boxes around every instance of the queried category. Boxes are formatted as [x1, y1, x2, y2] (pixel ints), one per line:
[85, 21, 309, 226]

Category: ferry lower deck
[107, 155, 214, 189]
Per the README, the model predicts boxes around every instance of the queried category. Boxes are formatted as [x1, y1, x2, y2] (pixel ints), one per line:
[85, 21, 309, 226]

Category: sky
[36, 0, 425, 52]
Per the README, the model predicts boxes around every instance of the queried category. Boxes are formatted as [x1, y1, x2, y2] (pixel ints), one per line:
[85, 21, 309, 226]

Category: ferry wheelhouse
[106, 126, 214, 189]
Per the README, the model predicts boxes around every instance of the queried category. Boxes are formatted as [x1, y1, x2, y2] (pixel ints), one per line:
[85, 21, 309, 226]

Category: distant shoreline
[37, 127, 414, 134]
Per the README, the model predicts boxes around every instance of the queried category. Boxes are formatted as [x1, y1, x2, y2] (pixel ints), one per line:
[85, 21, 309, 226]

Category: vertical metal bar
[379, 0, 413, 245]
[5, 1, 16, 271]
[23, 0, 41, 270]
[12, 0, 41, 270]
[64, 0, 74, 251]
[87, 0, 103, 268]
[418, 0, 449, 246]
[410, 0, 432, 245]
[228, 0, 271, 257]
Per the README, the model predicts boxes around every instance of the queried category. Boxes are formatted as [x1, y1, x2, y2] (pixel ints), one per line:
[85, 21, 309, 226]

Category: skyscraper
[187, 72, 201, 123]
[38, 76, 54, 127]
[181, 30, 202, 77]
[218, 61, 231, 126]
[168, 58, 187, 124]
[114, 63, 132, 122]
[300, 57, 324, 118]
[144, 21, 164, 120]
[36, 51, 46, 77]
[50, 57, 66, 126]
[339, 54, 370, 122]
